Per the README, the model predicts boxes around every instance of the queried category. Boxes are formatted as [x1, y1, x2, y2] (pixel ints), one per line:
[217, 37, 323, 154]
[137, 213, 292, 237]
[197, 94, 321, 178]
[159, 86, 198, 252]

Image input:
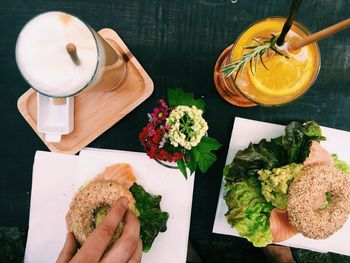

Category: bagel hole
[313, 192, 333, 211]
[92, 205, 111, 228]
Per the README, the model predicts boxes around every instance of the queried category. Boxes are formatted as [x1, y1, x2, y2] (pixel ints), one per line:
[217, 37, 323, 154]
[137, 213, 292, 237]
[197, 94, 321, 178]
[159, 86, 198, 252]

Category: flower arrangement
[139, 88, 221, 178]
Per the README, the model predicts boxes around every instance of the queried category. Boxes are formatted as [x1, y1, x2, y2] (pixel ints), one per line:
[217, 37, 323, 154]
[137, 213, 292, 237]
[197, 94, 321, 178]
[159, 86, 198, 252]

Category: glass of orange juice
[214, 17, 320, 107]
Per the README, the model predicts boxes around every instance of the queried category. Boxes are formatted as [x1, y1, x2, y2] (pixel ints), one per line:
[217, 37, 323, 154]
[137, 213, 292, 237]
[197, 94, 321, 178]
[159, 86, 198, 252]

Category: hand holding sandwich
[57, 198, 142, 263]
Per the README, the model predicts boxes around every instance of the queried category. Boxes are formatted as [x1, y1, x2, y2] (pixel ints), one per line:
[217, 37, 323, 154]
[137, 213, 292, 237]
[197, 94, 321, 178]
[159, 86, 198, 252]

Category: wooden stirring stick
[290, 18, 350, 50]
[66, 43, 80, 65]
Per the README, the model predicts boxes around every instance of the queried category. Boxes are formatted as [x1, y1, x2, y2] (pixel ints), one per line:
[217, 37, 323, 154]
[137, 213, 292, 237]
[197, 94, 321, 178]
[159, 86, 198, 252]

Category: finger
[56, 232, 78, 263]
[127, 238, 142, 263]
[101, 210, 141, 263]
[74, 197, 129, 262]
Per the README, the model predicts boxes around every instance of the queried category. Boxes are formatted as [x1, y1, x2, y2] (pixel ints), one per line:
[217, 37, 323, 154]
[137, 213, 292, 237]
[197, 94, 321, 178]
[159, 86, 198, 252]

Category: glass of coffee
[16, 11, 127, 98]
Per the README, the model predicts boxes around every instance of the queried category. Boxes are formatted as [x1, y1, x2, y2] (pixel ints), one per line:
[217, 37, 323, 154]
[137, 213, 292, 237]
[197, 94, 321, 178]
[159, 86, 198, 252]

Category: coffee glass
[16, 11, 127, 98]
[16, 11, 127, 142]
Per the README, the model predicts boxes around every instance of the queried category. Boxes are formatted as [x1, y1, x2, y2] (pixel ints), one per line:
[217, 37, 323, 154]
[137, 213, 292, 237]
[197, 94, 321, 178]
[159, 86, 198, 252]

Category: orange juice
[226, 17, 320, 106]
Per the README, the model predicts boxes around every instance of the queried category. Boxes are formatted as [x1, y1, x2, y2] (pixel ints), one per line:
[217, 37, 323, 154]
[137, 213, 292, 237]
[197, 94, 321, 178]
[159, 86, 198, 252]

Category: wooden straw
[290, 18, 350, 50]
[66, 43, 80, 65]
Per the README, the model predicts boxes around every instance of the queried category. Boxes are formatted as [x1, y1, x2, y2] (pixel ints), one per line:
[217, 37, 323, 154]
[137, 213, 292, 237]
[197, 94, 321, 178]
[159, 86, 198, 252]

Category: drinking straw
[276, 0, 302, 46]
[66, 43, 80, 65]
[289, 18, 350, 50]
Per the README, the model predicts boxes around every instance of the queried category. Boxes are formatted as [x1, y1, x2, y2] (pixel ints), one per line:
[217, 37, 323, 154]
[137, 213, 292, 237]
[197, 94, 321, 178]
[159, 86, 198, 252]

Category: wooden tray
[17, 28, 154, 154]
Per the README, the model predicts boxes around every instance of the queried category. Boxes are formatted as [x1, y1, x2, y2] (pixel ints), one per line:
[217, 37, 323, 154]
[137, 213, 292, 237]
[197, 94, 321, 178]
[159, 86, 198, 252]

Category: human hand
[56, 197, 142, 263]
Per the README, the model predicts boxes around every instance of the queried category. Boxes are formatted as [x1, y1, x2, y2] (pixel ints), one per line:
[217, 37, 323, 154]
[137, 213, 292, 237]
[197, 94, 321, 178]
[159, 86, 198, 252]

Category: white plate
[213, 117, 350, 255]
[78, 148, 195, 263]
[25, 148, 195, 263]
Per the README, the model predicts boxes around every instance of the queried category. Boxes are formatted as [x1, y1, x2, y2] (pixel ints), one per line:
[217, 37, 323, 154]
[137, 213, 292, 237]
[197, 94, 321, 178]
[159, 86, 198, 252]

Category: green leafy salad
[223, 121, 350, 247]
[129, 183, 169, 252]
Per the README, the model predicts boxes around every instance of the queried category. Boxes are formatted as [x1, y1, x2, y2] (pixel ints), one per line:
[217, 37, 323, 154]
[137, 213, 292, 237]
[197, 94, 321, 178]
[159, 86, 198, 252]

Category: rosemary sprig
[220, 34, 289, 80]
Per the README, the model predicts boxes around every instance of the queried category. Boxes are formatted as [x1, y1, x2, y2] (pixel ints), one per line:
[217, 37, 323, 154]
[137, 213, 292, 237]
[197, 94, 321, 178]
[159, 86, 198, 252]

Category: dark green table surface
[1, 0, 349, 255]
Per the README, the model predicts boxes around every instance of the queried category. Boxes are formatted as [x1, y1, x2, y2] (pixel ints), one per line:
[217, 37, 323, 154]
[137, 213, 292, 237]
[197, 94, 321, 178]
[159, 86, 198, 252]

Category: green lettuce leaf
[283, 121, 326, 163]
[130, 183, 169, 252]
[332, 154, 350, 175]
[224, 121, 325, 182]
[224, 137, 288, 181]
[224, 177, 273, 247]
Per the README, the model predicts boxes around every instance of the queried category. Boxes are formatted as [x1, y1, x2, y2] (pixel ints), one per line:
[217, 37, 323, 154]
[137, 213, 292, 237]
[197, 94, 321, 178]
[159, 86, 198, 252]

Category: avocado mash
[258, 163, 303, 209]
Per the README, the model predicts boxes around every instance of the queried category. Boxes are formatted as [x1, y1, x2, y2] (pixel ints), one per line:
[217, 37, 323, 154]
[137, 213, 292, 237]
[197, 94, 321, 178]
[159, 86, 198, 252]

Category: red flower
[150, 100, 171, 124]
[173, 151, 184, 160]
[139, 99, 186, 163]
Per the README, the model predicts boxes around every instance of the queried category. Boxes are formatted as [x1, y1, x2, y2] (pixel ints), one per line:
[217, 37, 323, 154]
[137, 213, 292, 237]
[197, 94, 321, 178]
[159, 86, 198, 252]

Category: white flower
[166, 105, 208, 150]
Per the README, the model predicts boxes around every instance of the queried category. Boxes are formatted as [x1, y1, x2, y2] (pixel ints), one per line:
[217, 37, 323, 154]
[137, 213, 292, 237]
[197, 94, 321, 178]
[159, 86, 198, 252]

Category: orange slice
[248, 54, 311, 97]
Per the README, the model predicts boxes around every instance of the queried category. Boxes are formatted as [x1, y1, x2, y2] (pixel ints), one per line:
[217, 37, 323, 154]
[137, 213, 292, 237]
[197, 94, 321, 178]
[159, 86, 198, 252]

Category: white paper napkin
[24, 151, 78, 263]
[24, 148, 195, 263]
[213, 117, 350, 255]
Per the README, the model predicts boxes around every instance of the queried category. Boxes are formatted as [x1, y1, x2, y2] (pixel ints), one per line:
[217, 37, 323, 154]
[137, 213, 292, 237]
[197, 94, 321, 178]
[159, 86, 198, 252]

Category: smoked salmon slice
[94, 163, 136, 189]
[303, 141, 333, 166]
[303, 141, 331, 210]
[269, 208, 297, 243]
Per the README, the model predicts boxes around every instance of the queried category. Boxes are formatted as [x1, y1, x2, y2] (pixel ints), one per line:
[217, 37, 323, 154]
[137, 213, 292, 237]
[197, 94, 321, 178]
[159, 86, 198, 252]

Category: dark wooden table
[1, 0, 349, 255]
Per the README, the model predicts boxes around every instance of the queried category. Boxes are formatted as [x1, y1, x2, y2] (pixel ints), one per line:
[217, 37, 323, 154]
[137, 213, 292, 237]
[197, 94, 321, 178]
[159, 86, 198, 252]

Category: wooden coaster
[17, 28, 154, 154]
[213, 45, 256, 107]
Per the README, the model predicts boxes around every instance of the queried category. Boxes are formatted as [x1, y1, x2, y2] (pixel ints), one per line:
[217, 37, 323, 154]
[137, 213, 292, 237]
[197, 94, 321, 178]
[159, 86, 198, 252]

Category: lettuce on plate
[224, 121, 325, 182]
[332, 154, 350, 175]
[130, 183, 169, 252]
[223, 121, 325, 247]
[224, 177, 273, 247]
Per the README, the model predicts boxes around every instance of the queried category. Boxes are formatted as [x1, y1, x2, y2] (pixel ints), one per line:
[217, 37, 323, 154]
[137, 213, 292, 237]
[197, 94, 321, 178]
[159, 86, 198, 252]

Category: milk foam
[16, 12, 99, 97]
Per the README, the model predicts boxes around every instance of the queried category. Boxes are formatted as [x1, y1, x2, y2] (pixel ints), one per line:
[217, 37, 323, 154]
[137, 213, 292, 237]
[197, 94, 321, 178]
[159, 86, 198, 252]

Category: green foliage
[283, 121, 325, 163]
[166, 88, 221, 178]
[130, 183, 169, 252]
[168, 88, 205, 111]
[220, 34, 289, 80]
[177, 136, 221, 178]
[224, 137, 287, 182]
[177, 158, 188, 179]
[224, 121, 325, 182]
[193, 136, 221, 173]
[224, 177, 273, 247]
[185, 150, 197, 175]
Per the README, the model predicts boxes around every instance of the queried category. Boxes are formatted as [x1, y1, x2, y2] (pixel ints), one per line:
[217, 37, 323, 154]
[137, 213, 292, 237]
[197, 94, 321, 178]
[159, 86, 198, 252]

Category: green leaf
[283, 121, 326, 163]
[192, 148, 217, 173]
[224, 121, 326, 182]
[198, 152, 217, 173]
[190, 136, 221, 174]
[167, 88, 205, 111]
[177, 158, 188, 179]
[130, 183, 169, 252]
[224, 137, 288, 182]
[185, 150, 197, 175]
[196, 136, 222, 152]
[224, 177, 273, 247]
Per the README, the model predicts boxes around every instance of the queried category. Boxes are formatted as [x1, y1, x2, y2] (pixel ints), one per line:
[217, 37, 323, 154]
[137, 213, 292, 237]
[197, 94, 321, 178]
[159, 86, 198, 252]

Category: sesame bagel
[66, 180, 136, 245]
[287, 163, 350, 239]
